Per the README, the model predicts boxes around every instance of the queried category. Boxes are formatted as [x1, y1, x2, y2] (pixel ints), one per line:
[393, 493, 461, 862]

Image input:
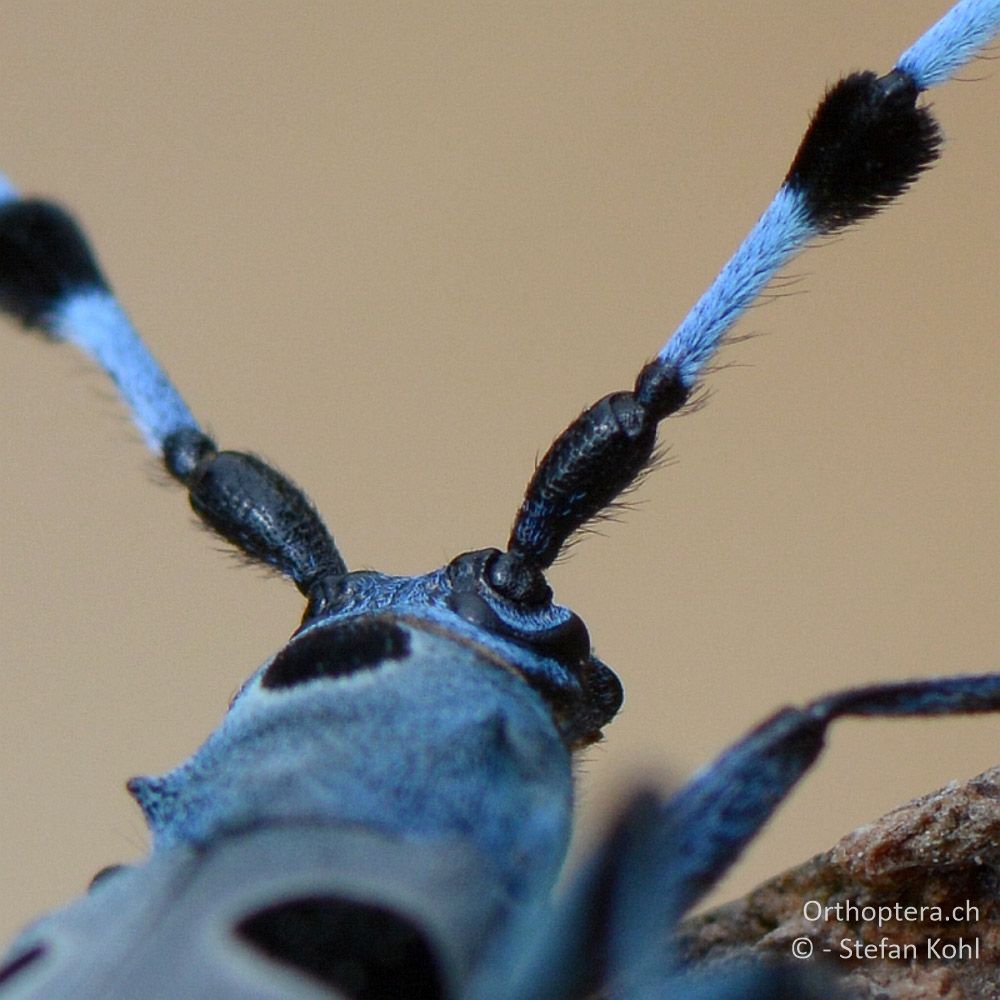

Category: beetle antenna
[502, 0, 1000, 582]
[0, 187, 347, 600]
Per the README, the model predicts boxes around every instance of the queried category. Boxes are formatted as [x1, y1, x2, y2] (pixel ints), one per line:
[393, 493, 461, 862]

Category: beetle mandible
[0, 1, 996, 1000]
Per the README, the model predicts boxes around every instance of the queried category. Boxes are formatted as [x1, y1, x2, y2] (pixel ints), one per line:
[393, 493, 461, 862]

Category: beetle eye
[529, 611, 591, 666]
[446, 590, 504, 633]
[446, 583, 591, 666]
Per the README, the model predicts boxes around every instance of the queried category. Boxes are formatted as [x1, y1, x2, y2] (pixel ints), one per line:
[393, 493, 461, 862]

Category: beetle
[1, 0, 1000, 996]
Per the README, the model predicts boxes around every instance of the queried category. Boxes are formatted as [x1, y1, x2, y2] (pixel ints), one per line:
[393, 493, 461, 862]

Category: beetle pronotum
[0, 2, 997, 992]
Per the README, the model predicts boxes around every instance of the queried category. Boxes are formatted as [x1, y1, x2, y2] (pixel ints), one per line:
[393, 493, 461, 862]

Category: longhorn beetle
[1, 1, 998, 997]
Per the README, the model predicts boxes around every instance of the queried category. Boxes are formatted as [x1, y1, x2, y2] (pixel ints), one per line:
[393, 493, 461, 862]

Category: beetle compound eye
[262, 619, 410, 690]
[446, 590, 504, 633]
[236, 896, 445, 1000]
[448, 584, 591, 677]
[528, 612, 591, 667]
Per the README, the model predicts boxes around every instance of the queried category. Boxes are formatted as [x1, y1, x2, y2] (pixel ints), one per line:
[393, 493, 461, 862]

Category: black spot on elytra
[0, 946, 47, 990]
[262, 619, 410, 690]
[236, 895, 444, 1000]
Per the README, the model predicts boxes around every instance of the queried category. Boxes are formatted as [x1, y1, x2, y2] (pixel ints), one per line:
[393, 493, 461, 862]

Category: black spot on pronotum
[0, 945, 46, 990]
[236, 896, 445, 1000]
[262, 618, 410, 690]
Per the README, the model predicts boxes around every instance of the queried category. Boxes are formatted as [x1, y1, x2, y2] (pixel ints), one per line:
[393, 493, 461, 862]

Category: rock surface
[678, 767, 1000, 999]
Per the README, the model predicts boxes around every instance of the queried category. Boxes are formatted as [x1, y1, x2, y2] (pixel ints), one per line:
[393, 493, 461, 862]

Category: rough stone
[678, 766, 1000, 999]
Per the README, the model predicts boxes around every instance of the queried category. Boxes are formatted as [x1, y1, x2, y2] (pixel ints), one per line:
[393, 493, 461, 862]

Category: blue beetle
[0, 2, 997, 997]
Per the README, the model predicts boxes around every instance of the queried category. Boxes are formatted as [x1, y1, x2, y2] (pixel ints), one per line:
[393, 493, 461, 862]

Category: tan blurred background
[0, 2, 996, 945]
